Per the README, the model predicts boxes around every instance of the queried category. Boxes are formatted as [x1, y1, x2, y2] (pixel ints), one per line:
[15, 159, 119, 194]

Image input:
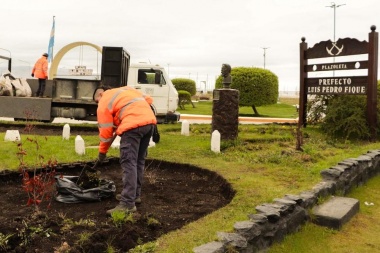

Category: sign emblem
[326, 42, 344, 56]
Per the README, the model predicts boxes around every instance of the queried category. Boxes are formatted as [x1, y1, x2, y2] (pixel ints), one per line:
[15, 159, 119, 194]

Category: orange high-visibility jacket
[32, 56, 48, 79]
[97, 86, 157, 154]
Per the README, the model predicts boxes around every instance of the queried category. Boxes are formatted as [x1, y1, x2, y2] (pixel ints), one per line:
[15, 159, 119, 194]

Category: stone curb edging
[193, 149, 380, 253]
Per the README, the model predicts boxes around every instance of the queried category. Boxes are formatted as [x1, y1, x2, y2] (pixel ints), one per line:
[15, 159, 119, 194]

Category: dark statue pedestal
[212, 89, 239, 141]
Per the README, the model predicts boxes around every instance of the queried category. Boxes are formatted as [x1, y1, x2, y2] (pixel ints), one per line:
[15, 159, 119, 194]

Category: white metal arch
[49, 41, 101, 79]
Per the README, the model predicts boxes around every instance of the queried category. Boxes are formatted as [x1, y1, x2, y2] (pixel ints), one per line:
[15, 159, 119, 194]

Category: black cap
[43, 53, 48, 57]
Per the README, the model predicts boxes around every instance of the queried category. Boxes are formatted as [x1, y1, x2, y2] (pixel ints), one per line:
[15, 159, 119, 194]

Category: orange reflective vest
[97, 86, 157, 154]
[32, 56, 48, 79]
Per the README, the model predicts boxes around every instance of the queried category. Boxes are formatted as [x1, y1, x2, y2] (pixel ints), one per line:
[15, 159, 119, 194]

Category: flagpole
[52, 16, 54, 63]
[48, 16, 55, 64]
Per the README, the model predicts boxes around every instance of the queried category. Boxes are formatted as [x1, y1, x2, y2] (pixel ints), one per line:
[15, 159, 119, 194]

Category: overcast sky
[1, 0, 379, 92]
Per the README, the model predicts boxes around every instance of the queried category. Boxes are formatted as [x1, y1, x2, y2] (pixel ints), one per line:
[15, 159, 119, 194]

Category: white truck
[0, 47, 180, 123]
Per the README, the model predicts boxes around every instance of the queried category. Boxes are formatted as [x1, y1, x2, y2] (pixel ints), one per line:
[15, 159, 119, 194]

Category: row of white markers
[3, 120, 221, 155]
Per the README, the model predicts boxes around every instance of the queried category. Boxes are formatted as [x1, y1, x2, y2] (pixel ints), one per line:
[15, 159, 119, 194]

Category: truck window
[138, 69, 166, 86]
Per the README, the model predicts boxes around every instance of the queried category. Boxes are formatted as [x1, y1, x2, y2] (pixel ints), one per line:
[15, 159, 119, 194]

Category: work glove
[31, 73, 34, 77]
[98, 152, 107, 164]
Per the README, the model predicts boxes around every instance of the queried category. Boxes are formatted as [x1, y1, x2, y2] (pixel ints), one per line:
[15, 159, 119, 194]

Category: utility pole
[262, 47, 269, 69]
[326, 2, 346, 42]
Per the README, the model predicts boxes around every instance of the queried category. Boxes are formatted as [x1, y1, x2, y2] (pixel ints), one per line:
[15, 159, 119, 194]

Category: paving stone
[312, 196, 359, 230]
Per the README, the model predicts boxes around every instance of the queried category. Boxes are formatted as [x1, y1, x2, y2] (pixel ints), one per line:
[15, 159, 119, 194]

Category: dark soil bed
[0, 123, 235, 252]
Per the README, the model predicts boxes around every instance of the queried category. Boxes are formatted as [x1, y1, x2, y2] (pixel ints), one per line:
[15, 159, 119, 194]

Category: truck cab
[127, 63, 179, 123]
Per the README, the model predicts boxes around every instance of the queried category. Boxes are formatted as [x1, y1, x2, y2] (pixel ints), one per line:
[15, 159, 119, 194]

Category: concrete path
[180, 114, 298, 125]
[1, 115, 298, 125]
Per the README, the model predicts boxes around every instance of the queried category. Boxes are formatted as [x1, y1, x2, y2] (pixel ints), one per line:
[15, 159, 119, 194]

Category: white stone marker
[211, 130, 220, 153]
[181, 120, 190, 136]
[4, 130, 21, 141]
[75, 135, 85, 155]
[62, 124, 70, 140]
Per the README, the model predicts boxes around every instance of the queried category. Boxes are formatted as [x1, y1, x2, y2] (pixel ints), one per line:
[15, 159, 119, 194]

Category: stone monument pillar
[212, 64, 239, 141]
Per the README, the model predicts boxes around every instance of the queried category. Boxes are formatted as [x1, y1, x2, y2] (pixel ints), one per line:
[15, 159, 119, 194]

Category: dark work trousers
[119, 124, 154, 208]
[36, 78, 46, 97]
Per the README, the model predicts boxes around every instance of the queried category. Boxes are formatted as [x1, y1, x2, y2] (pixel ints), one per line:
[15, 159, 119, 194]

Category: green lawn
[2, 96, 380, 252]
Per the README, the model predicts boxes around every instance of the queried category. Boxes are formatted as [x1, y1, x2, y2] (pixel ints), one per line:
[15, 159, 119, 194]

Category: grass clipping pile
[0, 159, 234, 253]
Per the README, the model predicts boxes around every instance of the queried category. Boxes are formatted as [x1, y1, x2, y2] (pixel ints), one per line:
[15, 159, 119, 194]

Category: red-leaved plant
[16, 110, 59, 213]
[17, 137, 58, 213]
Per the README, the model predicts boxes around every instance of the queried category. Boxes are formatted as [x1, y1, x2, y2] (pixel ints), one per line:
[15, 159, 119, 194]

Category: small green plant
[129, 242, 157, 253]
[74, 218, 96, 227]
[17, 220, 53, 247]
[146, 217, 161, 227]
[75, 232, 93, 250]
[0, 232, 14, 251]
[105, 236, 117, 253]
[105, 244, 117, 253]
[111, 210, 135, 227]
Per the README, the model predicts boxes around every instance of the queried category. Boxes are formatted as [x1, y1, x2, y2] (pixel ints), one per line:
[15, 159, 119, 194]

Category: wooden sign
[299, 26, 378, 139]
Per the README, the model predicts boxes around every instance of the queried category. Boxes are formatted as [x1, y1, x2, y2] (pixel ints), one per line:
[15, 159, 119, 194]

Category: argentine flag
[48, 17, 55, 63]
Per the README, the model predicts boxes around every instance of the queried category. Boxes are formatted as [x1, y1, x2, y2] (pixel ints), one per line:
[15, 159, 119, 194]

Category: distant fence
[279, 91, 299, 98]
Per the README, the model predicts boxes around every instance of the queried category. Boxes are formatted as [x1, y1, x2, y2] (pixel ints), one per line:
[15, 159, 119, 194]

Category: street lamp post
[326, 2, 346, 43]
[261, 47, 269, 69]
[0, 48, 12, 72]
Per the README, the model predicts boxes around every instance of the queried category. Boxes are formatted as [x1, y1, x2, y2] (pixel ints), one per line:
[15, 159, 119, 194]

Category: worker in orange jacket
[94, 85, 157, 215]
[31, 53, 49, 97]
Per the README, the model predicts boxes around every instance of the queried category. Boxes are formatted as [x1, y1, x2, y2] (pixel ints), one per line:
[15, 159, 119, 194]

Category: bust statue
[221, 63, 232, 88]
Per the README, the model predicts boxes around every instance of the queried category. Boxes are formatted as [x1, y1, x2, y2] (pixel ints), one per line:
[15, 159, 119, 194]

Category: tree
[172, 78, 196, 96]
[215, 67, 278, 115]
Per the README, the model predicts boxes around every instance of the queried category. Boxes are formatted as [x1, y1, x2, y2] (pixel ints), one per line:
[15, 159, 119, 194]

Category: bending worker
[94, 85, 157, 215]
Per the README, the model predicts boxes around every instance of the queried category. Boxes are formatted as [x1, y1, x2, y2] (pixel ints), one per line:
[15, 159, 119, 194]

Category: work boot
[106, 204, 136, 216]
[115, 194, 141, 204]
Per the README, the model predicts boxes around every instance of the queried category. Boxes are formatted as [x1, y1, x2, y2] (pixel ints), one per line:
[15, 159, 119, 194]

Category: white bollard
[4, 130, 21, 141]
[211, 130, 221, 153]
[181, 120, 190, 136]
[75, 135, 86, 155]
[111, 135, 121, 149]
[62, 124, 70, 140]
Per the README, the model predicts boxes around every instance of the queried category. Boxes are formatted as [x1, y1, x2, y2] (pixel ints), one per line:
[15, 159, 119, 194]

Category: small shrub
[321, 95, 370, 140]
[177, 90, 192, 109]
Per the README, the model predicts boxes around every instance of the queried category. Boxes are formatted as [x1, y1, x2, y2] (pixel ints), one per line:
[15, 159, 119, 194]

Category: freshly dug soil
[0, 123, 235, 252]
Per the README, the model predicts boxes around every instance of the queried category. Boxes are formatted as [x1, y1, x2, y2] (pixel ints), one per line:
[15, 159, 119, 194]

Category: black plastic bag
[152, 124, 160, 143]
[55, 175, 116, 203]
